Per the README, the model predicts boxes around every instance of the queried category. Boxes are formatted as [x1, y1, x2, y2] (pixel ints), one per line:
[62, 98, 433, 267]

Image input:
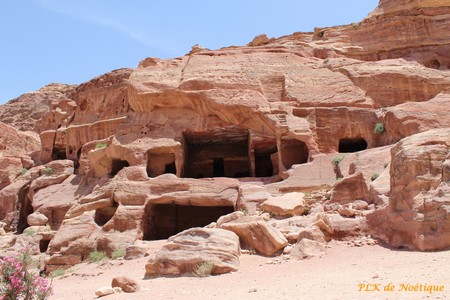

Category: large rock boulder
[368, 128, 450, 250]
[260, 192, 306, 217]
[145, 228, 240, 277]
[219, 215, 288, 256]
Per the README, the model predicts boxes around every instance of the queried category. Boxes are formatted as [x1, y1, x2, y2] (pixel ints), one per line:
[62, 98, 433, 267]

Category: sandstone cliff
[0, 0, 449, 273]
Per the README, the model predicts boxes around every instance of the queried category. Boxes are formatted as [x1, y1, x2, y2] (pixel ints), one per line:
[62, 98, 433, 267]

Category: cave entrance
[39, 239, 51, 253]
[94, 202, 118, 227]
[143, 204, 235, 240]
[110, 159, 129, 176]
[339, 137, 368, 153]
[183, 129, 250, 178]
[147, 152, 177, 177]
[280, 139, 308, 169]
[51, 146, 67, 160]
[254, 146, 277, 177]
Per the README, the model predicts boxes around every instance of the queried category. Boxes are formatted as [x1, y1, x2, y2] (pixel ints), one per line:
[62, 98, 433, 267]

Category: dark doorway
[213, 158, 225, 177]
[254, 147, 277, 177]
[339, 138, 368, 153]
[144, 204, 235, 240]
[280, 139, 309, 169]
[110, 159, 129, 176]
[39, 239, 50, 253]
[183, 129, 250, 178]
[52, 147, 67, 160]
[147, 153, 177, 177]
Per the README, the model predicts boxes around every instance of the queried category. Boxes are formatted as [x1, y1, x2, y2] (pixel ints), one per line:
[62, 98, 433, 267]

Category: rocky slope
[0, 0, 449, 276]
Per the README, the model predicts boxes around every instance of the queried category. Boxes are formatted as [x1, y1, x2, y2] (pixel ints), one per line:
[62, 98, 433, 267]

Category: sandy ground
[50, 240, 450, 300]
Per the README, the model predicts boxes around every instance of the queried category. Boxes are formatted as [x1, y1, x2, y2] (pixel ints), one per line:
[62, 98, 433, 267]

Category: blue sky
[0, 0, 378, 104]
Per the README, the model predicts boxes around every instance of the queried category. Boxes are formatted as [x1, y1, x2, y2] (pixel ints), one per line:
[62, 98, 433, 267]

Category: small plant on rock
[384, 162, 389, 169]
[371, 173, 380, 181]
[0, 246, 52, 300]
[193, 261, 214, 278]
[44, 167, 54, 175]
[331, 155, 345, 166]
[111, 250, 125, 260]
[23, 228, 36, 237]
[352, 22, 360, 29]
[374, 123, 385, 134]
[95, 143, 108, 150]
[89, 251, 108, 263]
[20, 168, 28, 175]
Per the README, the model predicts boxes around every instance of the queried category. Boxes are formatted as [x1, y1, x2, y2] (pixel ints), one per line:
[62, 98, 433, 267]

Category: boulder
[145, 228, 240, 277]
[260, 192, 306, 216]
[367, 129, 450, 250]
[95, 286, 122, 298]
[330, 172, 369, 204]
[290, 239, 326, 260]
[219, 216, 288, 256]
[111, 276, 140, 293]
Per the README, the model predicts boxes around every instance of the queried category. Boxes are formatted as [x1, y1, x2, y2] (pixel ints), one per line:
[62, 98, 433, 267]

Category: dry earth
[51, 240, 449, 300]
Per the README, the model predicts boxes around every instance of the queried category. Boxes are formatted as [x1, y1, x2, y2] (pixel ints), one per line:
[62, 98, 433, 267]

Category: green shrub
[20, 168, 28, 175]
[352, 22, 360, 29]
[374, 123, 385, 134]
[51, 269, 65, 278]
[95, 143, 108, 149]
[302, 206, 311, 216]
[371, 173, 379, 181]
[331, 155, 345, 166]
[44, 167, 54, 175]
[23, 228, 36, 236]
[89, 251, 108, 263]
[111, 250, 125, 260]
[193, 261, 214, 277]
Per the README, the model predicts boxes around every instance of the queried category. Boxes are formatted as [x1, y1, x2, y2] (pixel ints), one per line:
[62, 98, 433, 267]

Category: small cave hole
[339, 137, 368, 153]
[94, 202, 118, 227]
[110, 159, 130, 176]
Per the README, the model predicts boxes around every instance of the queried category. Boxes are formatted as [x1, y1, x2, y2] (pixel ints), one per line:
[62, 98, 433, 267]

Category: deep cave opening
[39, 239, 50, 253]
[17, 186, 32, 234]
[110, 159, 130, 176]
[94, 202, 118, 227]
[51, 147, 67, 160]
[146, 152, 177, 177]
[338, 137, 368, 153]
[183, 129, 250, 178]
[143, 203, 235, 240]
[280, 139, 309, 169]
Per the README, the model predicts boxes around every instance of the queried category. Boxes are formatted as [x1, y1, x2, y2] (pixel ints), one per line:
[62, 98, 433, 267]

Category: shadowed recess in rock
[338, 137, 368, 153]
[143, 204, 235, 240]
[183, 129, 250, 179]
